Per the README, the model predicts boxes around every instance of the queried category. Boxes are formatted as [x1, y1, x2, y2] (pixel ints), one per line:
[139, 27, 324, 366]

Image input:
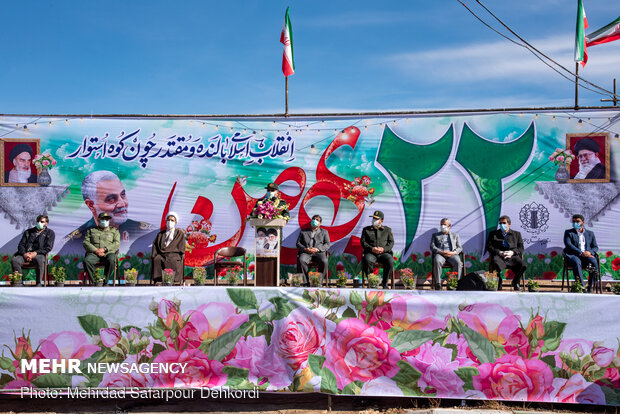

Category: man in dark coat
[296, 214, 330, 286]
[563, 214, 599, 293]
[12, 215, 55, 285]
[361, 210, 394, 289]
[151, 212, 186, 284]
[486, 215, 527, 291]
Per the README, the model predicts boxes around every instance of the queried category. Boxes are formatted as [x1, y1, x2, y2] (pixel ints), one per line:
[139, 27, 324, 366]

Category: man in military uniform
[59, 170, 153, 255]
[361, 210, 394, 289]
[251, 182, 290, 220]
[83, 212, 120, 283]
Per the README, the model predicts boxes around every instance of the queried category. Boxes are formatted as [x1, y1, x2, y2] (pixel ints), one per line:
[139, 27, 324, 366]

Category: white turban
[166, 211, 180, 222]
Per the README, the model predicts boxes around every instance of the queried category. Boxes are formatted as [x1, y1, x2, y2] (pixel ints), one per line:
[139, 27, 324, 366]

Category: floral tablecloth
[0, 287, 618, 406]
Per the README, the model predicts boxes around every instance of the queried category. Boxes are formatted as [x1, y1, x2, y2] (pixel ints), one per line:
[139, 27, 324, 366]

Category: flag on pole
[574, 0, 589, 66]
[586, 16, 620, 47]
[280, 7, 295, 77]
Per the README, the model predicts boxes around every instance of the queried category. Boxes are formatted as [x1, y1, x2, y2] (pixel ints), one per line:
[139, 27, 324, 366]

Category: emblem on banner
[519, 202, 549, 234]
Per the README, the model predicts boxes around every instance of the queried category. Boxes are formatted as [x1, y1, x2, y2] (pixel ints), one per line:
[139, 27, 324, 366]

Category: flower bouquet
[193, 267, 206, 286]
[446, 271, 459, 290]
[570, 280, 584, 293]
[485, 270, 499, 291]
[336, 271, 350, 287]
[367, 273, 381, 289]
[50, 267, 66, 287]
[162, 268, 175, 286]
[228, 266, 243, 286]
[549, 148, 576, 165]
[527, 279, 539, 292]
[611, 283, 620, 295]
[94, 270, 106, 287]
[33, 151, 57, 170]
[309, 271, 322, 287]
[9, 271, 23, 287]
[290, 273, 303, 287]
[399, 268, 416, 289]
[247, 197, 290, 221]
[124, 268, 138, 286]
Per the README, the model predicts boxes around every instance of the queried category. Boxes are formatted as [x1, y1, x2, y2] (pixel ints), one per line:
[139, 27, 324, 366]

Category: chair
[430, 252, 465, 290]
[305, 251, 330, 287]
[561, 253, 601, 293]
[19, 254, 49, 286]
[362, 261, 395, 289]
[488, 252, 525, 291]
[214, 247, 247, 286]
[84, 252, 119, 286]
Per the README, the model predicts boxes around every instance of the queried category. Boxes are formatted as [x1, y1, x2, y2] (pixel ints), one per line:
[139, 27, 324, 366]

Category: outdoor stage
[1, 286, 618, 406]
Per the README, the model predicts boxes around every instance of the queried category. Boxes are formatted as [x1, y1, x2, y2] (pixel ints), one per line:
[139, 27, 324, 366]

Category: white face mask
[268, 191, 277, 198]
[167, 220, 176, 230]
[372, 219, 381, 228]
[99, 220, 109, 228]
[441, 225, 449, 232]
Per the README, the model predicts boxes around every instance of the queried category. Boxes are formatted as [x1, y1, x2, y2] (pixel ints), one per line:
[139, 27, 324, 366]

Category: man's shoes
[35, 283, 43, 287]
[512, 285, 521, 292]
[382, 285, 390, 290]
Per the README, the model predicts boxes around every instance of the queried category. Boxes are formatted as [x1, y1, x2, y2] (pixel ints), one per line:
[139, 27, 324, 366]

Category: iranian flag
[574, 0, 589, 66]
[586, 16, 620, 47]
[280, 7, 295, 77]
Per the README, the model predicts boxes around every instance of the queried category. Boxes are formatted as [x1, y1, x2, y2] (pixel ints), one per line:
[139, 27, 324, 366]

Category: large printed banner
[1, 112, 619, 281]
[0, 287, 619, 405]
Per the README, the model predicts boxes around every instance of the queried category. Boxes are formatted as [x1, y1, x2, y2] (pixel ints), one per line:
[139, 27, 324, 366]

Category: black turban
[8, 143, 34, 162]
[574, 138, 600, 154]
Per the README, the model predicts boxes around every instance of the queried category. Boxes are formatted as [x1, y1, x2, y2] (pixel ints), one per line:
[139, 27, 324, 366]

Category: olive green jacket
[83, 227, 120, 254]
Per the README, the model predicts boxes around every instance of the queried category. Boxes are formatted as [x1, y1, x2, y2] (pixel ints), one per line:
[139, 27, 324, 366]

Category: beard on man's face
[96, 206, 128, 226]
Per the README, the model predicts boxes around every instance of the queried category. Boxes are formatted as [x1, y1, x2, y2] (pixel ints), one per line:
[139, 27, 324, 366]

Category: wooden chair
[19, 254, 49, 286]
[561, 253, 601, 293]
[430, 252, 465, 290]
[214, 247, 247, 286]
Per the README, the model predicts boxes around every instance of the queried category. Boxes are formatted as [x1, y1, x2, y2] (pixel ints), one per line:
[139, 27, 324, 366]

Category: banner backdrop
[1, 112, 619, 281]
[0, 287, 619, 406]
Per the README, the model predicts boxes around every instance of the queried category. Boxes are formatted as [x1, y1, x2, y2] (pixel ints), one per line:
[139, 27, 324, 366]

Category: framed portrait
[566, 133, 610, 183]
[0, 139, 41, 186]
[255, 226, 279, 258]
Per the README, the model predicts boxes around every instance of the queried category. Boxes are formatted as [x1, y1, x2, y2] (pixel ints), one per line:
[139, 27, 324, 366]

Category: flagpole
[575, 62, 579, 109]
[285, 76, 289, 116]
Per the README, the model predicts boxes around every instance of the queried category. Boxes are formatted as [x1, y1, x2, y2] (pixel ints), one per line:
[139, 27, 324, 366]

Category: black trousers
[489, 254, 526, 288]
[362, 252, 394, 287]
[297, 252, 328, 285]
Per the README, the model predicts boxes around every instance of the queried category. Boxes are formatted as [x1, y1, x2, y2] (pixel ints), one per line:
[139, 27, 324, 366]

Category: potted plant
[94, 271, 106, 287]
[367, 273, 381, 289]
[527, 279, 539, 292]
[485, 271, 499, 291]
[570, 280, 584, 293]
[228, 266, 243, 286]
[308, 271, 322, 287]
[336, 271, 350, 288]
[9, 271, 23, 287]
[290, 273, 303, 287]
[124, 268, 138, 286]
[611, 283, 620, 295]
[50, 267, 66, 287]
[193, 267, 206, 286]
[162, 268, 175, 286]
[399, 268, 416, 289]
[446, 271, 459, 290]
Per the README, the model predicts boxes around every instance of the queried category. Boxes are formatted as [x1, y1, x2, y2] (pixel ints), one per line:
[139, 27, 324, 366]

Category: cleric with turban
[4, 143, 37, 183]
[573, 138, 606, 180]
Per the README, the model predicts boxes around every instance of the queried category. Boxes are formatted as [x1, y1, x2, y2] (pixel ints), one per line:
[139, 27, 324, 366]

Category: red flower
[423, 251, 431, 257]
[393, 256, 398, 261]
[137, 252, 144, 258]
[606, 251, 613, 257]
[537, 254, 545, 260]
[336, 263, 344, 272]
[248, 263, 255, 272]
[73, 257, 78, 262]
[485, 257, 491, 262]
[217, 269, 228, 277]
[410, 254, 418, 262]
[52, 255, 60, 262]
[542, 271, 557, 280]
[465, 254, 470, 259]
[2, 255, 8, 262]
[505, 269, 515, 280]
[119, 257, 125, 261]
[1, 274, 8, 281]
[550, 251, 558, 257]
[612, 257, 620, 272]
[470, 256, 477, 261]
[372, 268, 380, 275]
[425, 271, 432, 279]
[125, 255, 131, 261]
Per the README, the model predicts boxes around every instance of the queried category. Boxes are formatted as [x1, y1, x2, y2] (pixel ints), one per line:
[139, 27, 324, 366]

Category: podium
[249, 218, 287, 286]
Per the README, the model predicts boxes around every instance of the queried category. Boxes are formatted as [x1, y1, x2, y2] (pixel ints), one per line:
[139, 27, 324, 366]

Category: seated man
[296, 214, 330, 286]
[563, 214, 599, 293]
[361, 210, 394, 289]
[430, 218, 462, 291]
[12, 215, 55, 286]
[83, 212, 120, 284]
[486, 215, 526, 291]
[152, 212, 186, 285]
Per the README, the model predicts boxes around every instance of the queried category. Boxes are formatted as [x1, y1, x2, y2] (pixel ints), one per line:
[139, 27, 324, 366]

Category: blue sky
[1, 0, 619, 114]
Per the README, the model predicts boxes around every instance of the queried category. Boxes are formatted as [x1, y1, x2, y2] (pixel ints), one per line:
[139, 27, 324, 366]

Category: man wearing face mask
[486, 215, 526, 291]
[151, 212, 186, 285]
[296, 215, 331, 286]
[83, 212, 120, 284]
[563, 214, 599, 293]
[12, 215, 55, 286]
[430, 218, 463, 290]
[251, 183, 290, 220]
[361, 211, 394, 289]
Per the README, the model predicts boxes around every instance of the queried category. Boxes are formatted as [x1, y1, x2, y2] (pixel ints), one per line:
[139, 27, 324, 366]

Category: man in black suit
[563, 214, 599, 293]
[12, 215, 55, 286]
[486, 215, 526, 291]
[573, 138, 606, 180]
[361, 210, 394, 289]
[296, 215, 330, 286]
